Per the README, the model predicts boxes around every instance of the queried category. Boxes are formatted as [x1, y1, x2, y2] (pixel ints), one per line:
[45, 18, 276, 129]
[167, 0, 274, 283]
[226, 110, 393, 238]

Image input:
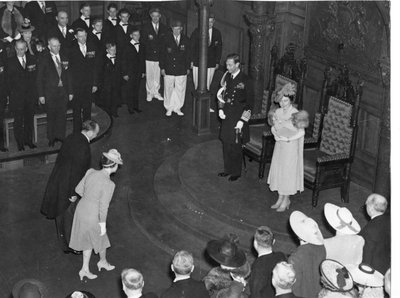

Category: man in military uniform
[159, 20, 190, 116]
[141, 7, 168, 102]
[190, 13, 222, 91]
[218, 54, 253, 181]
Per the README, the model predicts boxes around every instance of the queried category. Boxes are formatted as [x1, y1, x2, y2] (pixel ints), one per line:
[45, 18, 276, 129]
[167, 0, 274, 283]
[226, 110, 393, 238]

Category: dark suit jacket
[41, 132, 91, 218]
[103, 18, 117, 43]
[36, 51, 73, 98]
[122, 41, 145, 76]
[161, 278, 209, 298]
[249, 252, 286, 298]
[23, 1, 57, 41]
[359, 213, 391, 274]
[219, 71, 253, 144]
[190, 27, 222, 67]
[71, 17, 91, 32]
[6, 54, 37, 111]
[0, 42, 8, 99]
[87, 30, 109, 54]
[101, 54, 122, 92]
[141, 293, 158, 298]
[47, 25, 75, 57]
[159, 33, 191, 76]
[69, 41, 101, 88]
[115, 23, 134, 54]
[141, 21, 169, 61]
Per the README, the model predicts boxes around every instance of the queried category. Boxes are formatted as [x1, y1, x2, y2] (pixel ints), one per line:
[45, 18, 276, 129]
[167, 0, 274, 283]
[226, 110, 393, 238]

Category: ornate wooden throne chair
[243, 44, 307, 178]
[304, 65, 363, 207]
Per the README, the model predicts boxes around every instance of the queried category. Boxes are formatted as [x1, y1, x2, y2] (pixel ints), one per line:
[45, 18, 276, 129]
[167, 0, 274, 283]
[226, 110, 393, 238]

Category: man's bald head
[366, 193, 388, 215]
[56, 11, 69, 27]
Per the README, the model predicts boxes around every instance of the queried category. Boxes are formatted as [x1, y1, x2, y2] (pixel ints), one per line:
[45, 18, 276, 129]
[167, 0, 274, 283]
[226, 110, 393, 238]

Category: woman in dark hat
[204, 234, 251, 298]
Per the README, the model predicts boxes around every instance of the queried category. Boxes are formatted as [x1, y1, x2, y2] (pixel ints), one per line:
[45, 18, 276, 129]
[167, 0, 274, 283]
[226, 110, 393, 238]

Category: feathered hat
[275, 83, 297, 103]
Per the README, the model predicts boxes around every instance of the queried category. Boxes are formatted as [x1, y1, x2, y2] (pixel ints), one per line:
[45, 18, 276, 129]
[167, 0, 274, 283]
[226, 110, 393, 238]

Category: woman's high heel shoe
[276, 199, 291, 212]
[97, 260, 115, 272]
[79, 269, 97, 281]
[271, 196, 284, 209]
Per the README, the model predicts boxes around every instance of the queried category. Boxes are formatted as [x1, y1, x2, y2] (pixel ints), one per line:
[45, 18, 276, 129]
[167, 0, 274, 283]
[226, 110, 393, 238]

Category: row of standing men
[0, 2, 223, 151]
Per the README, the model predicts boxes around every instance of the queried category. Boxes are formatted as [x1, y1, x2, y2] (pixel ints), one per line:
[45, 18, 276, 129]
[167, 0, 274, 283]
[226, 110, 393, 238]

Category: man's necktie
[62, 27, 66, 38]
[95, 31, 102, 34]
[112, 18, 117, 21]
[175, 36, 179, 46]
[55, 56, 62, 76]
[122, 23, 128, 26]
[209, 30, 212, 46]
[155, 24, 159, 35]
[85, 17, 90, 20]
[81, 46, 86, 57]
[134, 42, 140, 45]
[41, 2, 46, 13]
[21, 57, 26, 69]
[110, 56, 116, 64]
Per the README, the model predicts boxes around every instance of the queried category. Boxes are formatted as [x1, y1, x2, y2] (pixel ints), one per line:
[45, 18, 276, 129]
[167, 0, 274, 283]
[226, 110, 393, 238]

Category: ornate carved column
[374, 59, 390, 199]
[192, 0, 212, 135]
[245, 3, 275, 116]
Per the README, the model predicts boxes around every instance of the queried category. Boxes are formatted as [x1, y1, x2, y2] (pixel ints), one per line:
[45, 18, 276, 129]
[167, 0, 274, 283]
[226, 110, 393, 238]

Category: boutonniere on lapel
[68, 29, 74, 34]
[0, 48, 2, 53]
[61, 61, 69, 70]
[148, 34, 154, 40]
[180, 44, 185, 51]
[86, 51, 96, 58]
[235, 82, 245, 90]
[167, 47, 172, 53]
[0, 66, 4, 73]
[27, 64, 36, 72]
[214, 40, 219, 45]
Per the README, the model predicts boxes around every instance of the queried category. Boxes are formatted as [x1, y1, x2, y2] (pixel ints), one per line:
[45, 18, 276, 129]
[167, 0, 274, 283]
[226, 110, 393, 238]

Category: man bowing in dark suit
[218, 53, 253, 181]
[37, 37, 73, 147]
[122, 27, 145, 114]
[41, 120, 99, 254]
[359, 193, 391, 275]
[69, 28, 100, 132]
[161, 251, 208, 298]
[7, 39, 37, 151]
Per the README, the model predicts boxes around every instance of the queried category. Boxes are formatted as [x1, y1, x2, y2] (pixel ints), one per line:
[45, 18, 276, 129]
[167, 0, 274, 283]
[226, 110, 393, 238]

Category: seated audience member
[347, 263, 385, 298]
[359, 194, 390, 275]
[384, 269, 390, 297]
[324, 203, 364, 266]
[271, 262, 299, 298]
[288, 211, 326, 298]
[249, 226, 286, 298]
[65, 291, 95, 298]
[161, 250, 208, 298]
[12, 279, 47, 298]
[121, 268, 158, 298]
[204, 234, 251, 297]
[319, 259, 356, 297]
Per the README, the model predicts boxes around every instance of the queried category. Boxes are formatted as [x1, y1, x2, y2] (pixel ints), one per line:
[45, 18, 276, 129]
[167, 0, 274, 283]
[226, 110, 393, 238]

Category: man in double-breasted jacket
[69, 28, 100, 132]
[218, 53, 253, 181]
[7, 39, 37, 151]
[159, 20, 190, 117]
[122, 27, 145, 114]
[141, 7, 169, 102]
[37, 37, 73, 147]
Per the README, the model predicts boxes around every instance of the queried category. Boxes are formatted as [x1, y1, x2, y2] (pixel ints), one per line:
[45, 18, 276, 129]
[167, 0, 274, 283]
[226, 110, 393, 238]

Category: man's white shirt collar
[173, 276, 190, 283]
[232, 69, 240, 79]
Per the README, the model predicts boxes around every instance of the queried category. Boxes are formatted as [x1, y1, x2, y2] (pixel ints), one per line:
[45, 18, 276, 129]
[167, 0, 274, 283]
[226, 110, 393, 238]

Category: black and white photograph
[0, 0, 394, 297]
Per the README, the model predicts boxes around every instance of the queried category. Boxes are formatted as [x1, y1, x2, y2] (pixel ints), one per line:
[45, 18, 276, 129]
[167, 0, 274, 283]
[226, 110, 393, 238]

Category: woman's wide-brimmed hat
[12, 279, 47, 298]
[103, 149, 123, 165]
[206, 235, 246, 268]
[320, 259, 354, 292]
[347, 263, 384, 287]
[289, 211, 324, 245]
[18, 21, 35, 33]
[324, 203, 360, 235]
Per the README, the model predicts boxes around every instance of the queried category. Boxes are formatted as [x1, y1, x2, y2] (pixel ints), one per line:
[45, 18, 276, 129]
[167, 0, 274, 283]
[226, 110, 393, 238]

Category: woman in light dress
[267, 83, 308, 211]
[69, 149, 123, 281]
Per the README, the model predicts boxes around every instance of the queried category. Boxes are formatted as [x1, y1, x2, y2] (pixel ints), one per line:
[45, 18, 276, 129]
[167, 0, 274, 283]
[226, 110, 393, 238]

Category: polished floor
[0, 75, 373, 297]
